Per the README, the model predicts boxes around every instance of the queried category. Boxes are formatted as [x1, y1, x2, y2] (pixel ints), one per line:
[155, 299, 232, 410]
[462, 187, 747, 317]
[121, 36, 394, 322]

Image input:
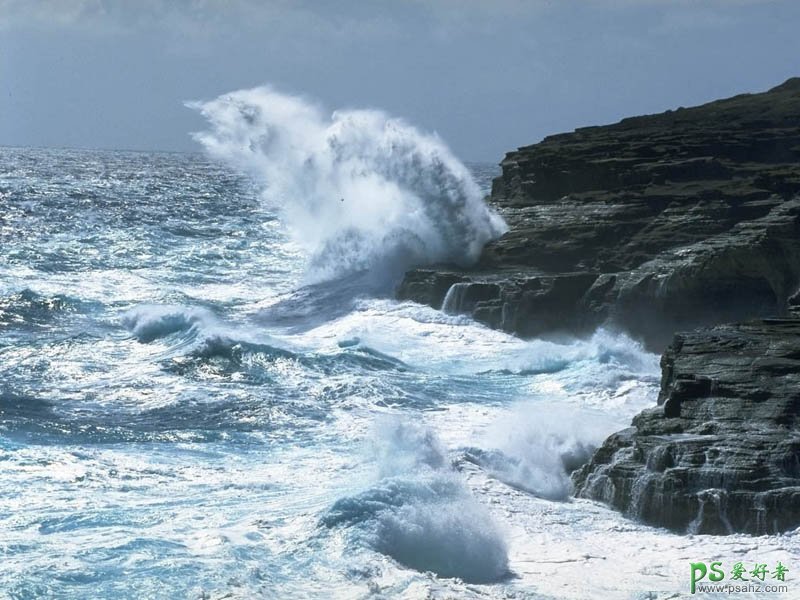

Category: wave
[0, 390, 302, 445]
[122, 304, 213, 343]
[321, 419, 509, 583]
[188, 87, 506, 284]
[0, 389, 54, 421]
[494, 328, 659, 378]
[470, 401, 626, 501]
[121, 303, 407, 386]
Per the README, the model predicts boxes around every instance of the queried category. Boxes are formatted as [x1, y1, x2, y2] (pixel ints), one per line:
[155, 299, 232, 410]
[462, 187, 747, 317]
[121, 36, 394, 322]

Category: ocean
[1, 91, 796, 599]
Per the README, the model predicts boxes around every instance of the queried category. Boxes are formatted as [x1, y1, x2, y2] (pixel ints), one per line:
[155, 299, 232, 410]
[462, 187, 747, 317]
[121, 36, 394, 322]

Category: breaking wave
[468, 402, 621, 501]
[322, 419, 509, 583]
[121, 304, 215, 343]
[188, 87, 506, 283]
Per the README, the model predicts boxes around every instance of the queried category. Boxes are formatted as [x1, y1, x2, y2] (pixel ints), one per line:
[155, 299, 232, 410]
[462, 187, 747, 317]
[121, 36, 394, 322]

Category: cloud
[0, 0, 407, 49]
[0, 0, 290, 33]
[0, 0, 105, 28]
[0, 0, 784, 36]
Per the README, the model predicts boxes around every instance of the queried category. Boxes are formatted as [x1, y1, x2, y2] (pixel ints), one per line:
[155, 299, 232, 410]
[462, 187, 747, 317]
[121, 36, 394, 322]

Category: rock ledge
[398, 79, 800, 351]
[572, 312, 800, 534]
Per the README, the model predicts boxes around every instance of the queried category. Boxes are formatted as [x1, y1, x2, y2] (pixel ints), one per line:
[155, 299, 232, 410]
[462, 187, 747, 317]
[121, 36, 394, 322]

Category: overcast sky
[2, 0, 799, 162]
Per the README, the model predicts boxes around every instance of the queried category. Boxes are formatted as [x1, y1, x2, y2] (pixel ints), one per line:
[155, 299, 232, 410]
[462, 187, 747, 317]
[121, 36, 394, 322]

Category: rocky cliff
[398, 78, 800, 351]
[398, 78, 800, 535]
[572, 305, 800, 534]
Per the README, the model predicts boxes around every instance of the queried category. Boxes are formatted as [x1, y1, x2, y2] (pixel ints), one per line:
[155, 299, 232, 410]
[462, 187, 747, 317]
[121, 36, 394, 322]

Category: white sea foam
[188, 87, 506, 283]
[322, 418, 509, 583]
[295, 299, 659, 382]
[476, 401, 621, 500]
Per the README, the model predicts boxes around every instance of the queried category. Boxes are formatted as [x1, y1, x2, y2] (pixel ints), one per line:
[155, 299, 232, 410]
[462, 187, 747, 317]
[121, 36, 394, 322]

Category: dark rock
[572, 316, 800, 534]
[398, 78, 800, 351]
[396, 78, 800, 535]
[398, 270, 600, 337]
[395, 270, 466, 309]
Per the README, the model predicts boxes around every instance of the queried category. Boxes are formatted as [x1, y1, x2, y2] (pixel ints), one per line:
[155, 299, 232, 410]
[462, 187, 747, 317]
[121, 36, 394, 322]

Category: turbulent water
[2, 96, 798, 599]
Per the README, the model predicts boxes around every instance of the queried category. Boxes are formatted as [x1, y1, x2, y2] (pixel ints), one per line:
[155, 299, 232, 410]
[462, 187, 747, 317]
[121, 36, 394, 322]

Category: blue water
[4, 89, 797, 599]
[0, 143, 676, 598]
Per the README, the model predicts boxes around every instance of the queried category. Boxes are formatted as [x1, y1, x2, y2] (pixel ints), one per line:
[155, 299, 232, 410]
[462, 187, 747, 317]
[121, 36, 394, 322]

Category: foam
[121, 304, 214, 343]
[188, 87, 506, 284]
[322, 419, 509, 583]
[474, 401, 622, 500]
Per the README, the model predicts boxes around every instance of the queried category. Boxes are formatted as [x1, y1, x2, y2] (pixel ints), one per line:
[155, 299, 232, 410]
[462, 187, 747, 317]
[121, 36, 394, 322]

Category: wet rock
[398, 78, 800, 351]
[396, 77, 800, 535]
[572, 316, 800, 534]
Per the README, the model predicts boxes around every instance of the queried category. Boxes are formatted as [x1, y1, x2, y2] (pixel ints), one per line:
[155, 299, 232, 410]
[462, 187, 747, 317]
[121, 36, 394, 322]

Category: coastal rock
[397, 78, 800, 535]
[572, 315, 800, 534]
[398, 78, 800, 350]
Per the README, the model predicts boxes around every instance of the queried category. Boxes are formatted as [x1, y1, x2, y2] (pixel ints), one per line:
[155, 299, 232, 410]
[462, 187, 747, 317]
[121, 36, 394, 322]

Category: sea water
[1, 89, 797, 599]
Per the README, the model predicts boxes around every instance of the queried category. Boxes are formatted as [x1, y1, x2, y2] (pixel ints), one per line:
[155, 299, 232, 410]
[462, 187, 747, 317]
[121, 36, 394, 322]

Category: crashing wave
[121, 304, 214, 343]
[321, 419, 509, 583]
[188, 87, 506, 284]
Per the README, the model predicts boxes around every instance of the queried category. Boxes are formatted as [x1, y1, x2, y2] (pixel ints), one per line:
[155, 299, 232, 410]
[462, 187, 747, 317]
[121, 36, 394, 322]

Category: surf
[188, 87, 506, 286]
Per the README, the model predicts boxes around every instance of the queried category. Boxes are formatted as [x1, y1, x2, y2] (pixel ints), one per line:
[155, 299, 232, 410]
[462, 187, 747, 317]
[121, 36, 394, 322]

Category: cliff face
[398, 78, 800, 351]
[397, 78, 800, 535]
[572, 309, 800, 535]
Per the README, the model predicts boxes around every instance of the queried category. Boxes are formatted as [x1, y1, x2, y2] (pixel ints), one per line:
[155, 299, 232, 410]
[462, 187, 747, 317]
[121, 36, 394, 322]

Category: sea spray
[188, 87, 506, 284]
[472, 401, 622, 500]
[321, 418, 509, 583]
[449, 331, 660, 500]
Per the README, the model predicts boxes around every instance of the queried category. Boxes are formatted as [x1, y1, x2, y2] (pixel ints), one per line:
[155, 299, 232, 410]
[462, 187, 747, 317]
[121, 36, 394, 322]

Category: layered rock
[398, 78, 800, 350]
[397, 78, 800, 535]
[572, 312, 800, 534]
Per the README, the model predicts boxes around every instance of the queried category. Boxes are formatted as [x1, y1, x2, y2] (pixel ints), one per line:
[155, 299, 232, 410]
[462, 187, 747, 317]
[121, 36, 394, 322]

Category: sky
[2, 0, 799, 162]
